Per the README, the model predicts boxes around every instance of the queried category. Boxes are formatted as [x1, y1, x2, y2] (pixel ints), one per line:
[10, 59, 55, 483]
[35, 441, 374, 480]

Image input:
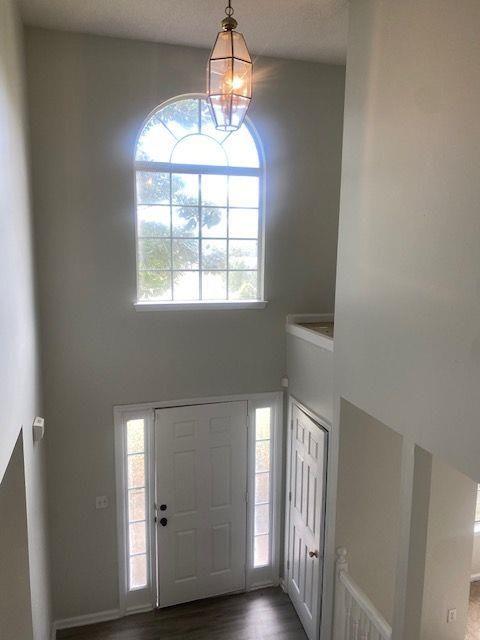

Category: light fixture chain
[225, 0, 234, 17]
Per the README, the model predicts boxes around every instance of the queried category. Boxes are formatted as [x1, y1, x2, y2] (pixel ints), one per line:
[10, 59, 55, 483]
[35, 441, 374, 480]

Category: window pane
[222, 125, 259, 168]
[255, 504, 270, 536]
[229, 240, 257, 270]
[172, 173, 199, 206]
[202, 174, 227, 207]
[171, 134, 226, 166]
[255, 441, 270, 473]
[128, 488, 146, 522]
[202, 271, 227, 300]
[476, 487, 480, 522]
[256, 408, 271, 441]
[202, 240, 227, 269]
[138, 239, 171, 270]
[201, 207, 227, 238]
[129, 554, 147, 590]
[127, 419, 144, 454]
[136, 172, 170, 205]
[228, 176, 259, 208]
[172, 206, 199, 237]
[160, 98, 200, 139]
[173, 271, 200, 300]
[255, 473, 270, 505]
[201, 99, 229, 143]
[137, 205, 170, 237]
[172, 239, 199, 270]
[138, 271, 172, 301]
[254, 535, 269, 568]
[229, 209, 258, 239]
[129, 521, 146, 555]
[136, 116, 176, 162]
[229, 270, 257, 300]
[128, 454, 145, 489]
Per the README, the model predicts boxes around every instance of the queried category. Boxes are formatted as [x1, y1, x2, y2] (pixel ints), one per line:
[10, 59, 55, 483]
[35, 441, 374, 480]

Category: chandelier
[207, 0, 253, 131]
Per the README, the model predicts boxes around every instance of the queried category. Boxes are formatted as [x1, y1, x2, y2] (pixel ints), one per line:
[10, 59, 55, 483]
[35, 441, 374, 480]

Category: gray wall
[0, 3, 51, 638]
[0, 435, 33, 640]
[25, 27, 345, 619]
[335, 400, 403, 625]
[335, 0, 480, 482]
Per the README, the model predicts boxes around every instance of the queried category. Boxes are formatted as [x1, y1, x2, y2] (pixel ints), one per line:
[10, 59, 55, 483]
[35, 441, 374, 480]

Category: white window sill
[134, 300, 268, 312]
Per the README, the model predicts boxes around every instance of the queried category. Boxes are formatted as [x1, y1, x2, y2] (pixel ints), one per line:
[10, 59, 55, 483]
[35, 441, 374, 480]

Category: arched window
[134, 95, 264, 308]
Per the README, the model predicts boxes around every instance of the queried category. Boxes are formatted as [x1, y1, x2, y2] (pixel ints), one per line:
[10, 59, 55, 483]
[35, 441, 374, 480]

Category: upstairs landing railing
[333, 547, 392, 640]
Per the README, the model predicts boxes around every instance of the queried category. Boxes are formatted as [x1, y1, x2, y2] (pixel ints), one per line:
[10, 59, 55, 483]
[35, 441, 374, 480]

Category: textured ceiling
[18, 0, 349, 64]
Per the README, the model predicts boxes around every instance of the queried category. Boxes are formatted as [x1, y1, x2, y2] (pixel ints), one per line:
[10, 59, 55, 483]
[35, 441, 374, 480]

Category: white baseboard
[126, 603, 154, 616]
[51, 608, 121, 639]
[471, 573, 480, 582]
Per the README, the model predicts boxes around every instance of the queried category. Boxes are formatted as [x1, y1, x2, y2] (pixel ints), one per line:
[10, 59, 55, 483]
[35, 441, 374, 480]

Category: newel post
[333, 547, 348, 640]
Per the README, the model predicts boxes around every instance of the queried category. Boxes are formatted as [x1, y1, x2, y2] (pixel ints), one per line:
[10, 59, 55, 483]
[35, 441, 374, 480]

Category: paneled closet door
[287, 405, 328, 640]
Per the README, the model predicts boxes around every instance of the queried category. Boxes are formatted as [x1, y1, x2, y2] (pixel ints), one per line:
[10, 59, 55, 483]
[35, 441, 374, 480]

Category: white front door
[155, 401, 248, 607]
[287, 405, 328, 640]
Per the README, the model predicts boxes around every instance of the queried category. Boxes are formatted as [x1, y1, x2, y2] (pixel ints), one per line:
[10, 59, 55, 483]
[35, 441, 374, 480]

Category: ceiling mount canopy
[207, 0, 253, 132]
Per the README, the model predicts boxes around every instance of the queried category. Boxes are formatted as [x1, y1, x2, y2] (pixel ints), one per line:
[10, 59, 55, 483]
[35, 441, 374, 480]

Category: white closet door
[155, 401, 247, 607]
[287, 405, 327, 640]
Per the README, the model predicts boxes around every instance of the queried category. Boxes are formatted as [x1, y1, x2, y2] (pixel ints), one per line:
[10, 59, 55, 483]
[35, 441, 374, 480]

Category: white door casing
[287, 404, 328, 640]
[155, 401, 248, 607]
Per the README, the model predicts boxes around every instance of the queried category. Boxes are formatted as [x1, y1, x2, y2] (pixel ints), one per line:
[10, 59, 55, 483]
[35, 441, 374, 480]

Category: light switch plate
[96, 496, 109, 510]
[447, 608, 457, 623]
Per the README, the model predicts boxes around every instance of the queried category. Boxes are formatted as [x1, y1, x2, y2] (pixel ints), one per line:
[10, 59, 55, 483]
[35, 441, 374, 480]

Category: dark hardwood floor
[57, 587, 308, 640]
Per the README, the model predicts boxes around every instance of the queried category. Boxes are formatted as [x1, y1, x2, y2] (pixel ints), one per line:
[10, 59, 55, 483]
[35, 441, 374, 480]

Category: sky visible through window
[135, 97, 262, 303]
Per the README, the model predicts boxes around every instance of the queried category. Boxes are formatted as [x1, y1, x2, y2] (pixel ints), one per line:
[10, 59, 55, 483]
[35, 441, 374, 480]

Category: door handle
[160, 517, 168, 527]
[309, 550, 319, 558]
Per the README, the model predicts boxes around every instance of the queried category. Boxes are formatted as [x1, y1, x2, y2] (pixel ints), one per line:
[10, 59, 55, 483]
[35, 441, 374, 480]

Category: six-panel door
[155, 401, 248, 607]
[287, 405, 327, 640]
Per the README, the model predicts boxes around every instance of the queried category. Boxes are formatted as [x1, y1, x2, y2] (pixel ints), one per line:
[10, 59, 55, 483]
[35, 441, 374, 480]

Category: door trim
[284, 397, 333, 640]
[114, 391, 283, 616]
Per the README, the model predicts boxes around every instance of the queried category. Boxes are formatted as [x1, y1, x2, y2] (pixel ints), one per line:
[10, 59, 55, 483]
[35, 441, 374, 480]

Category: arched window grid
[134, 94, 264, 305]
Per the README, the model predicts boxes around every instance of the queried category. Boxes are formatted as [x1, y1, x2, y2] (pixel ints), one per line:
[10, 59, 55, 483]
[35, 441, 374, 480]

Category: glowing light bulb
[230, 75, 244, 90]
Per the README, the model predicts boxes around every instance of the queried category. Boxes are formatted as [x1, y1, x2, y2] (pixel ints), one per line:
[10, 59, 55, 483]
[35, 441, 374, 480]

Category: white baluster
[360, 617, 371, 640]
[352, 603, 359, 640]
[345, 590, 352, 640]
[334, 547, 349, 640]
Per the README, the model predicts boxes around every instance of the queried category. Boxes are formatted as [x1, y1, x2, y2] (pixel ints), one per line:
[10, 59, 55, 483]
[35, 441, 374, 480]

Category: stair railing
[333, 547, 392, 640]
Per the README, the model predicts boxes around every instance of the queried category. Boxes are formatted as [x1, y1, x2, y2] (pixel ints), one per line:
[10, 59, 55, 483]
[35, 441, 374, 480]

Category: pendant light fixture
[207, 0, 253, 131]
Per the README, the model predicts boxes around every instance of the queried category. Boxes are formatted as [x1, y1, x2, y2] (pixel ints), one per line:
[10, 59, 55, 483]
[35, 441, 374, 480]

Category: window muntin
[135, 96, 263, 304]
[254, 407, 272, 568]
[126, 418, 148, 590]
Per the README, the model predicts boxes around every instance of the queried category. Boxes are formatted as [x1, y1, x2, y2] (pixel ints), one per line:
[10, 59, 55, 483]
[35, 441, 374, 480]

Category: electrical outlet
[95, 496, 109, 510]
[447, 608, 457, 623]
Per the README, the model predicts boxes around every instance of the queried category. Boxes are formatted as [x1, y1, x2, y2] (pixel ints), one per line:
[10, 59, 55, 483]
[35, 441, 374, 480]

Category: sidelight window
[254, 407, 273, 567]
[126, 418, 148, 589]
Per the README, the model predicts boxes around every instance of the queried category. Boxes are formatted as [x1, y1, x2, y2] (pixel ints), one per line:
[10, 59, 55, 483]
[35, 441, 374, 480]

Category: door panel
[156, 401, 247, 607]
[287, 405, 327, 640]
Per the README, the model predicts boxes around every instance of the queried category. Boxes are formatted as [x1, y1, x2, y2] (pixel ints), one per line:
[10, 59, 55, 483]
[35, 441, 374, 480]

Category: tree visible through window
[134, 96, 263, 303]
